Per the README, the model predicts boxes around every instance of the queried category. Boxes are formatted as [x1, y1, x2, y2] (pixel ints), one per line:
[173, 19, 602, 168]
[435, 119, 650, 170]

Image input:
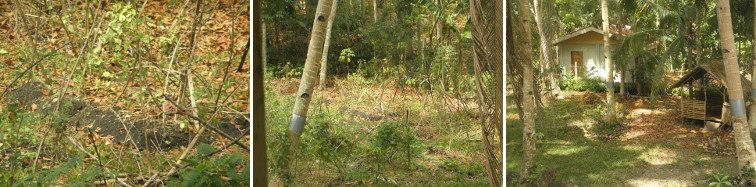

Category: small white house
[552, 27, 634, 83]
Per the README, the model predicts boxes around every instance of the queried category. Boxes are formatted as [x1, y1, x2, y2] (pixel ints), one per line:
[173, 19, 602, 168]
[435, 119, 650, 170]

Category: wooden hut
[669, 60, 752, 124]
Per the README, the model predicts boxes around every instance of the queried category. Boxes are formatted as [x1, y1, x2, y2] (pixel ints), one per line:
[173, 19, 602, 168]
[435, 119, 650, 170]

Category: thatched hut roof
[669, 60, 752, 98]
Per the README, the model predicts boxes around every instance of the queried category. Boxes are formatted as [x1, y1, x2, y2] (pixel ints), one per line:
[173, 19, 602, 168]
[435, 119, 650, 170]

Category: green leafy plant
[558, 71, 607, 93]
[709, 172, 733, 187]
[370, 121, 418, 169]
[339, 48, 356, 74]
[169, 143, 250, 186]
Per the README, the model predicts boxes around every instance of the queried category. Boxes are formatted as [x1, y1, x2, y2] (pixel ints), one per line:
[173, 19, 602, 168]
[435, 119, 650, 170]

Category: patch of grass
[507, 92, 645, 186]
[266, 77, 487, 185]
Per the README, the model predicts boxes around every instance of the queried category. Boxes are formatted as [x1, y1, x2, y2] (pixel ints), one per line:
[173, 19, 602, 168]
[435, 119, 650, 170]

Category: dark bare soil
[6, 82, 248, 150]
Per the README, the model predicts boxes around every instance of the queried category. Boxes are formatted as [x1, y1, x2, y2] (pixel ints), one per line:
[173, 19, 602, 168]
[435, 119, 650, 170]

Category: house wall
[557, 43, 634, 83]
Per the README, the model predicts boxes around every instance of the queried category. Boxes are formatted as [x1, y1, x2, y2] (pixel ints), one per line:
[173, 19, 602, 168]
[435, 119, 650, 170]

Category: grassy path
[506, 91, 739, 186]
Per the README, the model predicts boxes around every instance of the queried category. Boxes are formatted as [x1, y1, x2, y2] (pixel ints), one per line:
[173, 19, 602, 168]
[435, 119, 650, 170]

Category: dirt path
[615, 96, 738, 186]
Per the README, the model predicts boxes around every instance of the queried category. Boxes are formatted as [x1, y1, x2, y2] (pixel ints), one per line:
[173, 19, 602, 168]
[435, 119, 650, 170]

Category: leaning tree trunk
[751, 0, 756, 131]
[515, 0, 536, 182]
[601, 0, 616, 121]
[716, 0, 756, 171]
[319, 0, 339, 91]
[252, 0, 267, 185]
[285, 0, 333, 180]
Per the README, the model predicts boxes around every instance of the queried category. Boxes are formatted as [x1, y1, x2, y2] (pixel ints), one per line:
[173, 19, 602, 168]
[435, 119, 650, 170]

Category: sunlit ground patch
[640, 147, 677, 165]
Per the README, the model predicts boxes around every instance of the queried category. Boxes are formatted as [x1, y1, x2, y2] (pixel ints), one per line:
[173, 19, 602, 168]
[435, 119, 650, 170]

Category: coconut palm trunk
[715, 0, 756, 171]
[252, 0, 266, 185]
[515, 0, 536, 181]
[285, 0, 333, 179]
[319, 0, 339, 91]
[601, 0, 616, 121]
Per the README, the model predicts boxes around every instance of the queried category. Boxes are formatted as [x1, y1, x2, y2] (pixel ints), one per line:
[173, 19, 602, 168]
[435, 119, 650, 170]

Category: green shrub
[558, 72, 606, 93]
[370, 121, 419, 169]
[168, 144, 250, 186]
[307, 113, 354, 173]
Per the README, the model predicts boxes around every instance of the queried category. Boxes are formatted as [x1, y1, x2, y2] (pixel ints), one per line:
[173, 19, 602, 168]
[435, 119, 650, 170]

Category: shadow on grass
[505, 92, 736, 186]
[507, 119, 647, 186]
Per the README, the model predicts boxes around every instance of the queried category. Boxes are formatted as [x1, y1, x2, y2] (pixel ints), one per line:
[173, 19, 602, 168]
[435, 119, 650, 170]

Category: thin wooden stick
[163, 95, 250, 150]
[67, 136, 133, 187]
[148, 128, 250, 185]
[0, 41, 71, 101]
[161, 34, 186, 126]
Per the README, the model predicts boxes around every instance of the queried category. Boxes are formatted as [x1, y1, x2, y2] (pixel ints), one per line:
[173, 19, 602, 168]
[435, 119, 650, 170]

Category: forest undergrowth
[0, 0, 250, 186]
[265, 71, 493, 186]
[506, 91, 739, 186]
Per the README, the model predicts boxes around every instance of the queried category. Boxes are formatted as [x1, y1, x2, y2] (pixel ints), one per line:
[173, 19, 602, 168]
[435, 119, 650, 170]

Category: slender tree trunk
[493, 0, 505, 158]
[252, 0, 267, 185]
[601, 0, 616, 121]
[319, 0, 339, 91]
[436, 0, 442, 41]
[507, 0, 526, 131]
[716, 0, 756, 171]
[752, 0, 756, 131]
[262, 21, 267, 73]
[618, 15, 626, 95]
[285, 0, 333, 180]
[515, 0, 536, 182]
[373, 0, 378, 23]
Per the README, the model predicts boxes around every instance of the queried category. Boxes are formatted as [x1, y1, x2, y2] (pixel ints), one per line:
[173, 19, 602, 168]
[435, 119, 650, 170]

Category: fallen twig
[67, 136, 132, 187]
[149, 128, 250, 185]
[0, 41, 71, 101]
[163, 95, 249, 150]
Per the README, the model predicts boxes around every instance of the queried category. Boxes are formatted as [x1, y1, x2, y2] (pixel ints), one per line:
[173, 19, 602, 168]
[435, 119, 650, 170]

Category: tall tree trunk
[470, 0, 501, 186]
[618, 15, 625, 95]
[515, 0, 536, 182]
[716, 0, 756, 171]
[435, 0, 442, 41]
[285, 0, 333, 180]
[373, 0, 378, 23]
[601, 0, 616, 121]
[319, 0, 339, 91]
[262, 21, 267, 73]
[507, 0, 525, 139]
[752, 0, 756, 131]
[533, 0, 560, 96]
[252, 0, 267, 185]
[493, 0, 505, 159]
